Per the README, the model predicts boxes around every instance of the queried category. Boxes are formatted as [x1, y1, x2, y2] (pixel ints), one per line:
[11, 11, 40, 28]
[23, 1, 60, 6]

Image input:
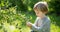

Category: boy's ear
[44, 11, 48, 14]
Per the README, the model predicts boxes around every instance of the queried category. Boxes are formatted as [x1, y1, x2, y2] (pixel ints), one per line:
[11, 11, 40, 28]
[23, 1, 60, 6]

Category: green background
[0, 0, 60, 32]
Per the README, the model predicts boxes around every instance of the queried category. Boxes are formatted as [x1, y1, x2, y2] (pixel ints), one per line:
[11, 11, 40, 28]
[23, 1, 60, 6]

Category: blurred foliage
[0, 0, 60, 32]
[47, 0, 60, 15]
[0, 0, 33, 32]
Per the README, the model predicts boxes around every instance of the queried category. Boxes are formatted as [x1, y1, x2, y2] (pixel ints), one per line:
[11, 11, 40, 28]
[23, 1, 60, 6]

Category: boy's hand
[26, 22, 32, 28]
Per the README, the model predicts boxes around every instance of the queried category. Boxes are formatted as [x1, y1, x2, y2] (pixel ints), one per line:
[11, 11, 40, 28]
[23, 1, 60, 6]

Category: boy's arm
[31, 19, 50, 31]
[33, 17, 39, 26]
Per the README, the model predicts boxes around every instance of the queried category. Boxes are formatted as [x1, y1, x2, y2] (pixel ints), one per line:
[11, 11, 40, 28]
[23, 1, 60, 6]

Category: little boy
[26, 1, 50, 32]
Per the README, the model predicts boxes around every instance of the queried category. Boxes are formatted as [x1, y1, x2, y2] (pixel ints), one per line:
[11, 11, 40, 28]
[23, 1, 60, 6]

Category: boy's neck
[39, 14, 46, 19]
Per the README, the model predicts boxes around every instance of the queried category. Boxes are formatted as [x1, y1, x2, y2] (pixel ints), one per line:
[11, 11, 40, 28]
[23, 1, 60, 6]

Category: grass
[51, 23, 60, 32]
[21, 27, 30, 32]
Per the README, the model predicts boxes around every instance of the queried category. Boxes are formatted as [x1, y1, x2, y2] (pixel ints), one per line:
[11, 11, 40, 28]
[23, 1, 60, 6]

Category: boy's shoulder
[36, 16, 50, 21]
[36, 17, 40, 19]
[46, 16, 50, 20]
[36, 17, 41, 20]
[44, 16, 50, 22]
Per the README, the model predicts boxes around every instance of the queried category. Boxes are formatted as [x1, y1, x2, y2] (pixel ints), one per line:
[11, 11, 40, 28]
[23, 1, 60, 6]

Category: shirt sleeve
[31, 17, 50, 31]
[33, 17, 39, 26]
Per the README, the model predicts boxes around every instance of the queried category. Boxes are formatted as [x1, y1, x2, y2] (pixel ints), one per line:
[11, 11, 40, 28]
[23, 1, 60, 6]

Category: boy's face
[34, 9, 44, 17]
